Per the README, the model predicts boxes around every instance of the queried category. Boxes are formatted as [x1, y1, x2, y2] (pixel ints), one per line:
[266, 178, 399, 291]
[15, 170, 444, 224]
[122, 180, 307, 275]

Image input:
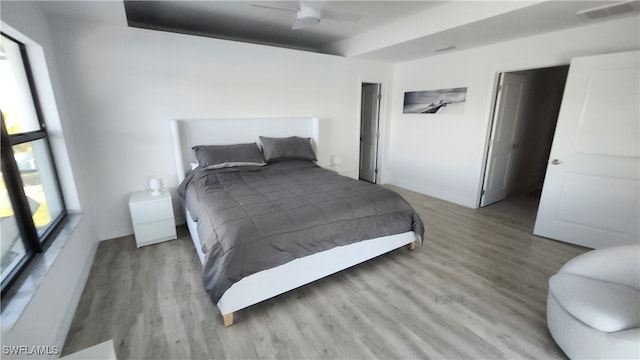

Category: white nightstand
[128, 190, 177, 248]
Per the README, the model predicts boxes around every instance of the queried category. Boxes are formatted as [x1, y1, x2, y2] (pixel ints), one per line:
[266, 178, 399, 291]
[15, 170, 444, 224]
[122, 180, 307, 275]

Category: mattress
[178, 160, 425, 302]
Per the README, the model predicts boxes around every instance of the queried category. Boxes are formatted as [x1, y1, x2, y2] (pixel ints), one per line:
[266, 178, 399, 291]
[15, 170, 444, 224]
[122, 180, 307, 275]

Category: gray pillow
[192, 143, 266, 169]
[260, 136, 316, 162]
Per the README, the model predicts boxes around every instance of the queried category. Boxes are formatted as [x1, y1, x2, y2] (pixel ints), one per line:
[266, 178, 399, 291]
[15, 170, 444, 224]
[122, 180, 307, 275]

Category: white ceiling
[36, 0, 640, 62]
[351, 0, 640, 62]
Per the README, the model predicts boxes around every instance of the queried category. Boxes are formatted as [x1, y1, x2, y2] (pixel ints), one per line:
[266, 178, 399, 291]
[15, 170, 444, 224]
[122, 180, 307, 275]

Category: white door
[481, 73, 527, 206]
[534, 51, 639, 249]
[359, 83, 381, 183]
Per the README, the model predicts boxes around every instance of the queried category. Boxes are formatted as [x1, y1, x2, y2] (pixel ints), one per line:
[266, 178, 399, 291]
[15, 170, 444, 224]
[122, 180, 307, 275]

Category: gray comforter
[178, 161, 424, 302]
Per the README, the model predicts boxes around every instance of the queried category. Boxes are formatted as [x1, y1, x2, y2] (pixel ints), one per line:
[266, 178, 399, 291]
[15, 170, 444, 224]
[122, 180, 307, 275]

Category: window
[1, 33, 66, 295]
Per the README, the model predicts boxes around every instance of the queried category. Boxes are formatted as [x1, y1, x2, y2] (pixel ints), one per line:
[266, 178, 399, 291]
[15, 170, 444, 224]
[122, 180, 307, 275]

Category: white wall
[1, 2, 99, 357]
[42, 3, 393, 240]
[384, 16, 640, 208]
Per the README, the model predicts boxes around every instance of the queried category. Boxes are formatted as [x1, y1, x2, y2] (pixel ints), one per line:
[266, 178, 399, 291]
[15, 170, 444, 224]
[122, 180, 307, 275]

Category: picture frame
[403, 87, 467, 114]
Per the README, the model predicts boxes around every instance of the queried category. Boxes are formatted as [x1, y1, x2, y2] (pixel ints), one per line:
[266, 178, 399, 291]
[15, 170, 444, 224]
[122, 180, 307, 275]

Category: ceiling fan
[251, 1, 362, 30]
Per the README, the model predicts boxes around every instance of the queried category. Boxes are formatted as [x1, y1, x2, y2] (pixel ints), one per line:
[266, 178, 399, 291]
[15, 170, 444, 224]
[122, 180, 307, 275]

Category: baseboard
[98, 228, 133, 241]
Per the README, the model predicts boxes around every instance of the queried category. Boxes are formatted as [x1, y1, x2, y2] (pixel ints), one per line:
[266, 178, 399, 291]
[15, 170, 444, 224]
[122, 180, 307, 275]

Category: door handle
[512, 144, 520, 149]
[551, 159, 561, 165]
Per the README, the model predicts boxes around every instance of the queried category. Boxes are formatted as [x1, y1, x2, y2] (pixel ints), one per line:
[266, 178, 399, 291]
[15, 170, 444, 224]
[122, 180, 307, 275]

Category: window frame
[1, 32, 67, 296]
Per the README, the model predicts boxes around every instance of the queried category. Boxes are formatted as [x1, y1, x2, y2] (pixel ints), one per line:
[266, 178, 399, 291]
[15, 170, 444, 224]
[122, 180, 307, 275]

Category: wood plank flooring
[62, 186, 587, 359]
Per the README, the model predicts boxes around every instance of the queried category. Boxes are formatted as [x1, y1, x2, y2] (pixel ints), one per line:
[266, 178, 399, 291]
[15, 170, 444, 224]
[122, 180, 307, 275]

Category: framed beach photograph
[403, 87, 467, 114]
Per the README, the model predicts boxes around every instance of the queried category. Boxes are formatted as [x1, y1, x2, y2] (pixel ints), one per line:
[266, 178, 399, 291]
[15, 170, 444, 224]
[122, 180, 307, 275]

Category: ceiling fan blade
[253, 0, 358, 30]
[250, 3, 297, 13]
[320, 8, 362, 22]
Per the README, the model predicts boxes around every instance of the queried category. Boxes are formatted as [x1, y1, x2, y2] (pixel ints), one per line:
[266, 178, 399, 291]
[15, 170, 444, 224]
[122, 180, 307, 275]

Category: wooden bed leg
[407, 241, 417, 251]
[223, 313, 234, 327]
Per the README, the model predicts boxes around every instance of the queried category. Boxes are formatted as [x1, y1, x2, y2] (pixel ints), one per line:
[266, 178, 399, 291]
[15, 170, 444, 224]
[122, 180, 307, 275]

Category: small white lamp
[149, 177, 163, 195]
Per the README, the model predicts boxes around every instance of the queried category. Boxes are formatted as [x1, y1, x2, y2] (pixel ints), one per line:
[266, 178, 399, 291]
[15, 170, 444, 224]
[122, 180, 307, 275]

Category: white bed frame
[171, 117, 417, 327]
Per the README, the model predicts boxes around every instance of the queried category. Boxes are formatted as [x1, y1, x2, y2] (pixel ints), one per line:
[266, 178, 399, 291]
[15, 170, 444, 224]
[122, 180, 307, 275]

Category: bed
[171, 117, 424, 327]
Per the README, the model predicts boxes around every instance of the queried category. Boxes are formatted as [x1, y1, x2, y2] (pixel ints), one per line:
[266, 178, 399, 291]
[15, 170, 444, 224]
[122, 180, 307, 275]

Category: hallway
[479, 190, 541, 233]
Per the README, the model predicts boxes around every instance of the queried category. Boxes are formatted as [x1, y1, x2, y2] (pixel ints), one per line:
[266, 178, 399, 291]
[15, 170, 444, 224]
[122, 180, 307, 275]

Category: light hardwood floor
[63, 186, 587, 359]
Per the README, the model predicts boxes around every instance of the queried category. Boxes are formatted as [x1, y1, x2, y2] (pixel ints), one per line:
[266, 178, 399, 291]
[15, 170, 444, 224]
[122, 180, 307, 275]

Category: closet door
[480, 73, 527, 207]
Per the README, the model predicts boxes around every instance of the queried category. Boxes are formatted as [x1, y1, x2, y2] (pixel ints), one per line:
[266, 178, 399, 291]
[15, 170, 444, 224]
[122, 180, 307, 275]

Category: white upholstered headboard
[171, 117, 320, 183]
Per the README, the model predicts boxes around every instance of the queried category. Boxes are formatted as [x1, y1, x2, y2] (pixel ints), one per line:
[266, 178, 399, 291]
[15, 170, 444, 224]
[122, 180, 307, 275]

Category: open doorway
[480, 65, 569, 229]
[359, 83, 381, 183]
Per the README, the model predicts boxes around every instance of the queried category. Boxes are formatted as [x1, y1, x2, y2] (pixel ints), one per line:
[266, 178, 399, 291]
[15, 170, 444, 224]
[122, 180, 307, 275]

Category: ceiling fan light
[294, 6, 321, 28]
[297, 15, 320, 26]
